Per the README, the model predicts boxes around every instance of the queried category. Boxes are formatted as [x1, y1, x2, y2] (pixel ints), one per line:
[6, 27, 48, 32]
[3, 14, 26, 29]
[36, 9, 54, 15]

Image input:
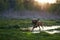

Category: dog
[31, 20, 44, 31]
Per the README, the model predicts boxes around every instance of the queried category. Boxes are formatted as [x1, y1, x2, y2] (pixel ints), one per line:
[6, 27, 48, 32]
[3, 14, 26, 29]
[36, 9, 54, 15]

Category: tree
[0, 0, 9, 12]
[48, 4, 60, 15]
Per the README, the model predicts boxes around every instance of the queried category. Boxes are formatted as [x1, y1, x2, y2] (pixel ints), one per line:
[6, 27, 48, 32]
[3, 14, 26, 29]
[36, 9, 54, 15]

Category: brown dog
[31, 20, 44, 31]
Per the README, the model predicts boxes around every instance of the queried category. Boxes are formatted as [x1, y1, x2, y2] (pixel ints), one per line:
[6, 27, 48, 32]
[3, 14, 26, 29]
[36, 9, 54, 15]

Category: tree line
[0, 0, 36, 11]
[0, 0, 60, 15]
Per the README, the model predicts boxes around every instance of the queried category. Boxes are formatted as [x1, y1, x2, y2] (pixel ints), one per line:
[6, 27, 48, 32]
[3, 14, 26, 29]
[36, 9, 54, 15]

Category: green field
[0, 29, 60, 40]
[0, 18, 60, 28]
[0, 18, 60, 40]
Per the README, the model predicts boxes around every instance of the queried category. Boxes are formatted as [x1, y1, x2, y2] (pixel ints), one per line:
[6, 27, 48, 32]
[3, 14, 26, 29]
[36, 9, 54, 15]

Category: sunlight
[34, 0, 56, 10]
[34, 0, 56, 4]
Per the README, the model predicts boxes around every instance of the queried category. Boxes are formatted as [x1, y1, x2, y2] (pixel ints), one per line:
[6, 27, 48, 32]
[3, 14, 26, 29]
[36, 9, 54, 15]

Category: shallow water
[29, 26, 60, 34]
[21, 26, 60, 34]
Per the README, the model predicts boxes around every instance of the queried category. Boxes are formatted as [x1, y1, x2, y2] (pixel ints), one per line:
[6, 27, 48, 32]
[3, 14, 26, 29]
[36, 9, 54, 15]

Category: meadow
[0, 29, 60, 40]
[0, 0, 60, 40]
[0, 18, 60, 40]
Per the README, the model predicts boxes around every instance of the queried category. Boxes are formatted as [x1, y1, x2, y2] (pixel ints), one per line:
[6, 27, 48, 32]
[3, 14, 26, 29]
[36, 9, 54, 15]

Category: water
[29, 26, 60, 34]
[45, 30, 60, 34]
[20, 26, 60, 34]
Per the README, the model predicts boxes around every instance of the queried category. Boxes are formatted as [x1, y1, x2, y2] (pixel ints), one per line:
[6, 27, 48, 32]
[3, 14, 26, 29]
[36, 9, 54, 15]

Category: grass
[0, 18, 60, 40]
[0, 29, 60, 40]
[0, 18, 60, 28]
